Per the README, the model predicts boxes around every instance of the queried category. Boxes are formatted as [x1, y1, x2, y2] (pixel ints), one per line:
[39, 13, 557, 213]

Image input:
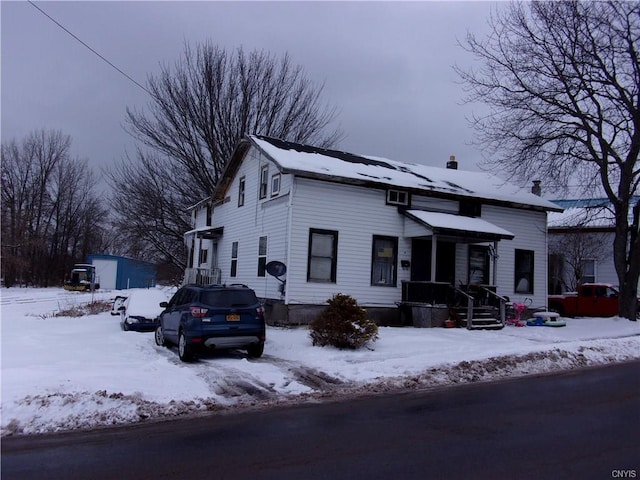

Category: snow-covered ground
[2, 287, 639, 436]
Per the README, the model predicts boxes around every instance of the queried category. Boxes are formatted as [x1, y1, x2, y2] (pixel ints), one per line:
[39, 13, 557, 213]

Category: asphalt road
[2, 361, 639, 480]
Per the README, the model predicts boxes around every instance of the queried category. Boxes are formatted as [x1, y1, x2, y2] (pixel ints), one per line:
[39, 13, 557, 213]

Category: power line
[27, 0, 153, 97]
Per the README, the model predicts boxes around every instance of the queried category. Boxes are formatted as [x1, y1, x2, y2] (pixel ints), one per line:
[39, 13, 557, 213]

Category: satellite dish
[266, 261, 287, 278]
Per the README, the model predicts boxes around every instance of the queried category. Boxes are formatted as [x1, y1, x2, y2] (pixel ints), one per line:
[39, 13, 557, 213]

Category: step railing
[453, 287, 475, 329]
[479, 286, 508, 326]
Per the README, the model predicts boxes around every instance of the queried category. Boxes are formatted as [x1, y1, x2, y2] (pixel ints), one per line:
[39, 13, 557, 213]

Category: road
[2, 361, 639, 480]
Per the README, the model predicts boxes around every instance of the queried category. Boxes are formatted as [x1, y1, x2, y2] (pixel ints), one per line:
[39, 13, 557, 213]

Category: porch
[183, 267, 221, 286]
[400, 210, 515, 329]
[398, 281, 507, 330]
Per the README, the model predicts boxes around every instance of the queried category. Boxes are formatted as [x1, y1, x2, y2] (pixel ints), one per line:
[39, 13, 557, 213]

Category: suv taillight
[189, 306, 208, 318]
[256, 305, 265, 318]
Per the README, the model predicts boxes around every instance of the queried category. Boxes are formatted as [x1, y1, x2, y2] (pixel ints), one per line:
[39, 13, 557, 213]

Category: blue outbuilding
[87, 254, 157, 290]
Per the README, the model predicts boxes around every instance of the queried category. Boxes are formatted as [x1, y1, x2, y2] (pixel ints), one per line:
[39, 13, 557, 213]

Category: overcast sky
[2, 1, 500, 187]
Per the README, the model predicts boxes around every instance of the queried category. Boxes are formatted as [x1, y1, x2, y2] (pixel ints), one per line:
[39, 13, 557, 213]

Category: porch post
[431, 234, 438, 282]
[492, 240, 498, 286]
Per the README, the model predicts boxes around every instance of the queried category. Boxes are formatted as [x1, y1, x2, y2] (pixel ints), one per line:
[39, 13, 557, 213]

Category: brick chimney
[531, 180, 542, 196]
[446, 155, 458, 170]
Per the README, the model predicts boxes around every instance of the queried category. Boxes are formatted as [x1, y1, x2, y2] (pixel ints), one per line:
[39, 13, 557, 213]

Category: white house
[184, 135, 562, 326]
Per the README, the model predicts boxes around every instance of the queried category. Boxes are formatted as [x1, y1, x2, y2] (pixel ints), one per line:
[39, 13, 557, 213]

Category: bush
[309, 294, 378, 349]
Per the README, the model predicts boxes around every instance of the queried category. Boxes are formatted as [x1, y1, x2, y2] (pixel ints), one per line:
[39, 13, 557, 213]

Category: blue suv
[155, 284, 265, 362]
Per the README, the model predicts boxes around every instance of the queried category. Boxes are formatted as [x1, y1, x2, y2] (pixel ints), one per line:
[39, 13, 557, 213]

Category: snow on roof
[251, 135, 561, 211]
[406, 210, 515, 239]
[548, 205, 615, 229]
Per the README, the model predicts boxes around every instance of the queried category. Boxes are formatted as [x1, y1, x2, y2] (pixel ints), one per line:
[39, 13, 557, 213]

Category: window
[371, 236, 398, 286]
[206, 204, 212, 226]
[199, 249, 208, 265]
[257, 236, 267, 277]
[238, 177, 246, 206]
[259, 166, 269, 199]
[468, 246, 489, 285]
[580, 259, 596, 284]
[460, 200, 481, 218]
[307, 229, 338, 283]
[230, 242, 238, 277]
[386, 189, 408, 206]
[271, 173, 281, 197]
[514, 249, 534, 294]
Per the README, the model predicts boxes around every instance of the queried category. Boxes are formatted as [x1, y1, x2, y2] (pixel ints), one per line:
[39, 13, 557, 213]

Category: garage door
[92, 259, 117, 290]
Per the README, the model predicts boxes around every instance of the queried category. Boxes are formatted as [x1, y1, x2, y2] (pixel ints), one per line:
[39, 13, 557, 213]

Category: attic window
[387, 190, 408, 206]
[271, 173, 281, 196]
[460, 200, 481, 217]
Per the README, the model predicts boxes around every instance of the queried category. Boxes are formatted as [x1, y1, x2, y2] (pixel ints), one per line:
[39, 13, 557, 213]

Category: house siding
[209, 147, 292, 300]
[286, 178, 409, 307]
[204, 165, 550, 309]
[483, 205, 548, 307]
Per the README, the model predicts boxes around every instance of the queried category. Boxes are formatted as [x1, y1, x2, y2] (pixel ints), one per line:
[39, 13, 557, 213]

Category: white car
[120, 289, 169, 332]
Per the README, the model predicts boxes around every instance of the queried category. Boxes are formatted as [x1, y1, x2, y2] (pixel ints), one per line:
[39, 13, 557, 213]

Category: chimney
[531, 180, 542, 196]
[446, 155, 458, 170]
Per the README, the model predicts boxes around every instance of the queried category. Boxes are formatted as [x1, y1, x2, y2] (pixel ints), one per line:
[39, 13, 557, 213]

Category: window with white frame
[386, 189, 408, 206]
[259, 166, 269, 199]
[199, 249, 208, 265]
[257, 236, 267, 277]
[271, 173, 281, 197]
[307, 229, 338, 283]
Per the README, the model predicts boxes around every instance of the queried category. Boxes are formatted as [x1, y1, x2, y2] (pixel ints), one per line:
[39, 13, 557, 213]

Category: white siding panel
[483, 205, 548, 307]
[287, 178, 407, 307]
[411, 195, 458, 213]
[209, 147, 291, 299]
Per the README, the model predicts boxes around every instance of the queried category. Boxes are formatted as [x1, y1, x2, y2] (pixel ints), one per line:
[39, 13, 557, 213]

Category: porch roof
[184, 226, 224, 239]
[404, 210, 515, 241]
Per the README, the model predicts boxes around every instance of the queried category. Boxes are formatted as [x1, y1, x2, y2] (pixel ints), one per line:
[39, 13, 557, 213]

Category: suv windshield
[200, 290, 258, 308]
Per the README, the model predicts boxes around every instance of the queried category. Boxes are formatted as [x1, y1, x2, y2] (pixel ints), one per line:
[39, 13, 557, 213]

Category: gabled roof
[214, 135, 562, 212]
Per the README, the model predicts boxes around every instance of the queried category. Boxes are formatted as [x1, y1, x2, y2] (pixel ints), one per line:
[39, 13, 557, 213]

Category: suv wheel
[178, 331, 194, 362]
[247, 341, 264, 358]
[154, 326, 165, 346]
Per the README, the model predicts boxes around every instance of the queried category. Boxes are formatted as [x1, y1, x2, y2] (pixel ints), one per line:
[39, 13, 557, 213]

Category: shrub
[309, 294, 378, 349]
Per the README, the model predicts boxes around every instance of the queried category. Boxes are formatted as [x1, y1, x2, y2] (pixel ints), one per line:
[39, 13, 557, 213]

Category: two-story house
[185, 135, 562, 326]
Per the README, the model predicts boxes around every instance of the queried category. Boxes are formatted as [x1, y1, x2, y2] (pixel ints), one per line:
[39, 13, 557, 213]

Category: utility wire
[27, 0, 153, 97]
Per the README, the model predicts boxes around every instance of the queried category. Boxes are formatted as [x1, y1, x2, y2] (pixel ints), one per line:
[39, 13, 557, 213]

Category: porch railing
[184, 267, 221, 286]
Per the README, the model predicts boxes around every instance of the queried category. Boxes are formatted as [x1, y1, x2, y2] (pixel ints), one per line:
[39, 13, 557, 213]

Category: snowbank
[1, 288, 638, 436]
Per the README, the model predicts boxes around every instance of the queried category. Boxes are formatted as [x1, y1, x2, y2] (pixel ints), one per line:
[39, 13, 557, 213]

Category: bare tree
[109, 44, 343, 271]
[457, 1, 640, 319]
[106, 149, 189, 280]
[549, 231, 610, 292]
[1, 130, 106, 286]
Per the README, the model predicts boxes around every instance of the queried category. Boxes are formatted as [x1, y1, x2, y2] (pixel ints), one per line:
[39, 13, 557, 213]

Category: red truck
[548, 283, 629, 317]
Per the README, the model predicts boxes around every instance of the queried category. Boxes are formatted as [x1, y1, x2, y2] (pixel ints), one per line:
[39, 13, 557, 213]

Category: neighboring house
[547, 197, 639, 295]
[184, 135, 562, 325]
